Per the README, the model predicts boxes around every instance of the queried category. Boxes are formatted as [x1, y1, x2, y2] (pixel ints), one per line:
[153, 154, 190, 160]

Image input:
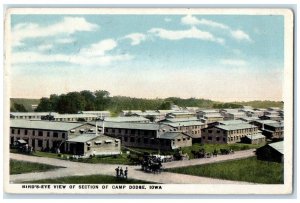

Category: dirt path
[10, 150, 256, 184]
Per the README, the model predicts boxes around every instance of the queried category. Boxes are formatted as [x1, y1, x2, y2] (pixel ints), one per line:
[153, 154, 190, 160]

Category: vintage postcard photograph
[3, 8, 294, 195]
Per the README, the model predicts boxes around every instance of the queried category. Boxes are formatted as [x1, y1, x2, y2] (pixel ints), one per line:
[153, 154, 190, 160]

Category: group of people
[115, 166, 128, 179]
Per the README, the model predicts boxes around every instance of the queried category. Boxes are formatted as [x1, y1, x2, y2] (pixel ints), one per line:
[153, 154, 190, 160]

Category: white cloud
[181, 15, 229, 30]
[164, 18, 172, 22]
[148, 27, 224, 44]
[181, 15, 252, 42]
[12, 17, 98, 47]
[55, 38, 76, 44]
[124, 33, 146, 46]
[37, 44, 53, 51]
[231, 30, 252, 42]
[220, 59, 247, 66]
[80, 39, 117, 56]
[12, 39, 133, 66]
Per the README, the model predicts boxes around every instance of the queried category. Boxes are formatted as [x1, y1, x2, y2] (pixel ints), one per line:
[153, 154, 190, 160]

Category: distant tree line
[34, 90, 219, 114]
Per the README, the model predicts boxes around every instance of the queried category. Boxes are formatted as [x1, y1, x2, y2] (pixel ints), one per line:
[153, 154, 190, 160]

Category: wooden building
[256, 141, 283, 163]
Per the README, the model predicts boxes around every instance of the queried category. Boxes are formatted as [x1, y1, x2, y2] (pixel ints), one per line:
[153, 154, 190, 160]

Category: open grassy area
[10, 159, 62, 175]
[168, 157, 283, 184]
[24, 174, 153, 184]
[181, 143, 264, 159]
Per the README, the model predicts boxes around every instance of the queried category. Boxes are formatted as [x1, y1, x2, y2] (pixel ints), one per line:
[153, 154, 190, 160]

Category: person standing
[115, 166, 120, 178]
[119, 167, 124, 178]
[124, 167, 128, 179]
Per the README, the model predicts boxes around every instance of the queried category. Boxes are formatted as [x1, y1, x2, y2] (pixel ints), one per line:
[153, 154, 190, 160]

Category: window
[137, 138, 141, 143]
[144, 138, 148, 144]
[11, 129, 15, 134]
[87, 147, 90, 151]
[112, 129, 115, 133]
[38, 140, 43, 147]
[38, 131, 43, 136]
[32, 130, 35, 136]
[47, 132, 50, 137]
[183, 138, 186, 141]
[25, 130, 28, 135]
[208, 137, 212, 141]
[208, 130, 212, 133]
[130, 137, 135, 142]
[223, 137, 226, 142]
[216, 137, 220, 141]
[124, 136, 128, 142]
[17, 129, 20, 134]
[177, 139, 181, 142]
[62, 133, 66, 139]
[151, 139, 155, 144]
[131, 130, 135, 134]
[53, 132, 58, 138]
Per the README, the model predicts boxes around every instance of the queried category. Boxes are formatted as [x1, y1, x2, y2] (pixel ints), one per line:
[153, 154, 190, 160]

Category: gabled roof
[159, 132, 190, 140]
[10, 119, 87, 131]
[215, 123, 256, 131]
[104, 116, 149, 122]
[165, 121, 204, 127]
[67, 134, 99, 143]
[160, 117, 199, 123]
[93, 121, 164, 130]
[265, 122, 284, 128]
[245, 133, 265, 140]
[218, 120, 246, 125]
[269, 141, 284, 154]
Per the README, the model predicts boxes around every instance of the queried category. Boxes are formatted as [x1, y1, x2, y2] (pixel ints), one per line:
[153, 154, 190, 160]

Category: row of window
[107, 128, 156, 136]
[11, 128, 66, 138]
[202, 136, 226, 142]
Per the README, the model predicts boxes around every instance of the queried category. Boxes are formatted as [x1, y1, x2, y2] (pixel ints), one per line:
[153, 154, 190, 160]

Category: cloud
[12, 39, 133, 66]
[231, 30, 252, 42]
[181, 15, 252, 42]
[164, 18, 172, 22]
[80, 39, 117, 56]
[123, 33, 146, 45]
[37, 44, 53, 51]
[220, 59, 247, 66]
[148, 27, 224, 44]
[55, 38, 76, 44]
[12, 17, 98, 47]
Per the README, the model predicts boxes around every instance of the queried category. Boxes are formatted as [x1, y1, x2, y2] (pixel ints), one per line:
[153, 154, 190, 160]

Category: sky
[9, 13, 284, 102]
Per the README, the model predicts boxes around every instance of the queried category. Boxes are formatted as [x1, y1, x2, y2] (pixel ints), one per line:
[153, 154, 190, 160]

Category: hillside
[10, 98, 40, 112]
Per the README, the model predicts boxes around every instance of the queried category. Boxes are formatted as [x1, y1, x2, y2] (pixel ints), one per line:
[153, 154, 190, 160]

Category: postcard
[4, 8, 294, 194]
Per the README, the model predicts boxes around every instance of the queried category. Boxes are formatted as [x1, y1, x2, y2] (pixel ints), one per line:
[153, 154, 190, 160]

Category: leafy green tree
[35, 98, 53, 112]
[13, 103, 27, 112]
[95, 90, 111, 110]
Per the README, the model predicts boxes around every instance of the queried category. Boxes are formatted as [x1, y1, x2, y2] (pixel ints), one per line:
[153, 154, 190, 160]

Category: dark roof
[10, 119, 86, 131]
[159, 132, 189, 140]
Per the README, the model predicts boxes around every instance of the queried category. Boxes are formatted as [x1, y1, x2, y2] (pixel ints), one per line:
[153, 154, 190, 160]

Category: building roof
[245, 133, 265, 140]
[10, 119, 86, 131]
[253, 120, 279, 125]
[218, 120, 246, 125]
[265, 122, 284, 128]
[197, 109, 219, 113]
[268, 141, 284, 154]
[104, 116, 149, 122]
[215, 123, 256, 131]
[67, 134, 99, 143]
[53, 114, 97, 118]
[227, 112, 246, 116]
[239, 117, 260, 122]
[80, 111, 110, 114]
[204, 113, 223, 118]
[93, 121, 163, 130]
[159, 132, 189, 140]
[160, 117, 199, 123]
[167, 111, 194, 115]
[165, 121, 204, 127]
[10, 112, 58, 116]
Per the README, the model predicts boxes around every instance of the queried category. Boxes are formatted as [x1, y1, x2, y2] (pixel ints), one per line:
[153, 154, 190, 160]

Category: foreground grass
[24, 174, 153, 184]
[168, 157, 283, 184]
[10, 159, 62, 175]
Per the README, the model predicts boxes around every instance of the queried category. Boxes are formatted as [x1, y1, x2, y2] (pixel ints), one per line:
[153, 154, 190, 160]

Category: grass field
[168, 157, 283, 184]
[10, 159, 62, 175]
[24, 174, 153, 184]
[181, 143, 264, 159]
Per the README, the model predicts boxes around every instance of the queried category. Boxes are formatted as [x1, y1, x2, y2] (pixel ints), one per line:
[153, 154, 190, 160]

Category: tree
[56, 92, 86, 114]
[80, 90, 96, 111]
[13, 103, 27, 112]
[159, 101, 171, 110]
[35, 98, 53, 112]
[95, 90, 111, 110]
